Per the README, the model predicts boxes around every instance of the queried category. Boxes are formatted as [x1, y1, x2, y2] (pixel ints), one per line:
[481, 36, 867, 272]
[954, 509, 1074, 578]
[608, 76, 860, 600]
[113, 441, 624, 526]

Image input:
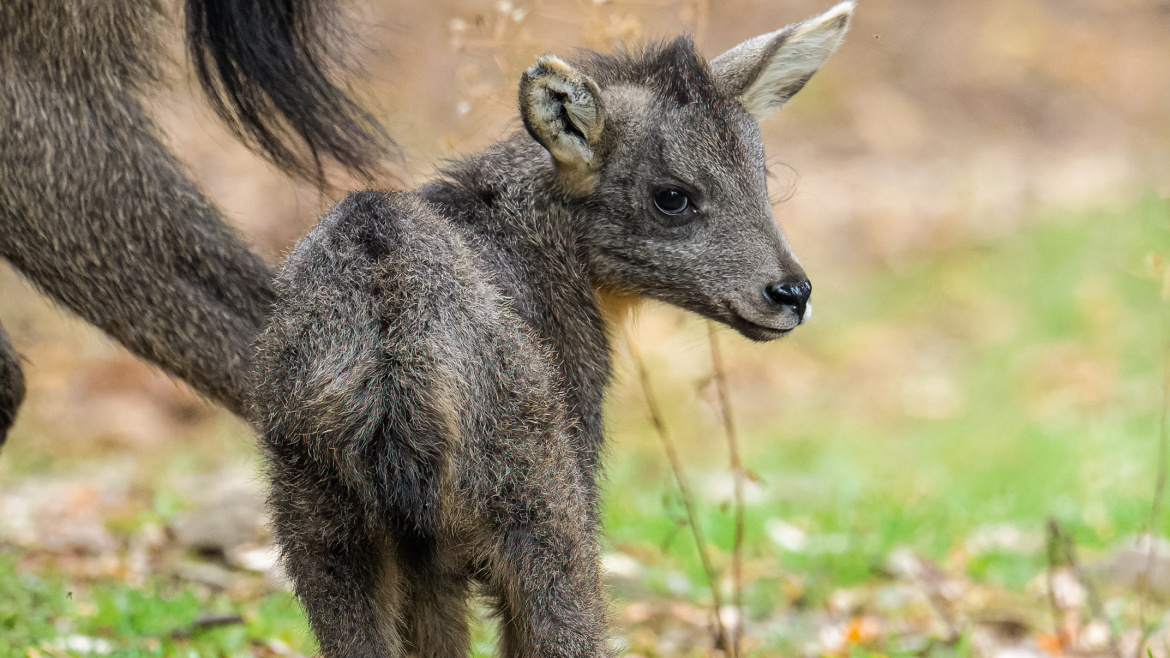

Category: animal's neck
[424, 135, 614, 480]
[427, 134, 593, 300]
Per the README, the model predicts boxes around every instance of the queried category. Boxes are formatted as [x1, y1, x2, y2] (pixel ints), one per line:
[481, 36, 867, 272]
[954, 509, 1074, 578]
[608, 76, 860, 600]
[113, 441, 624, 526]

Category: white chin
[801, 302, 813, 324]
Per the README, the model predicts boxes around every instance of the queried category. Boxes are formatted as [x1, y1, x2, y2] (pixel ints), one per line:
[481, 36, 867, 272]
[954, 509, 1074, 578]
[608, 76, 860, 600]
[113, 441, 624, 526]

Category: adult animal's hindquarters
[0, 0, 391, 442]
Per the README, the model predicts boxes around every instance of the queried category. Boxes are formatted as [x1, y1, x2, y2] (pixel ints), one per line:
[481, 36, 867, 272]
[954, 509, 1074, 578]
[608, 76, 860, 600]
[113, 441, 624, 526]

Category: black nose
[763, 279, 811, 319]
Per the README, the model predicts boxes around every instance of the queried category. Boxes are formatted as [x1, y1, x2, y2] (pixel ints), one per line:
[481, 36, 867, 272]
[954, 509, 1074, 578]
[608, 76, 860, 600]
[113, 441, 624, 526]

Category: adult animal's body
[0, 0, 388, 439]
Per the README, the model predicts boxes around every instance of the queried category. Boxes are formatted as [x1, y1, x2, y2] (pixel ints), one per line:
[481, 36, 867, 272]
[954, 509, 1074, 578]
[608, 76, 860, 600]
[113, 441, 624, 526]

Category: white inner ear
[741, 1, 854, 118]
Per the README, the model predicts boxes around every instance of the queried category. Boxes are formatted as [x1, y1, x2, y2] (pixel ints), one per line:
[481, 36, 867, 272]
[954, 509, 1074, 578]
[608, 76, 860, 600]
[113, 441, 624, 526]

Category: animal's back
[255, 189, 567, 466]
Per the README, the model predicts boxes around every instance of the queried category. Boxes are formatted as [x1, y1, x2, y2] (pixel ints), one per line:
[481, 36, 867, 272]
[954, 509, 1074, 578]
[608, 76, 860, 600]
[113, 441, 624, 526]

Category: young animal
[252, 3, 853, 655]
[0, 0, 388, 443]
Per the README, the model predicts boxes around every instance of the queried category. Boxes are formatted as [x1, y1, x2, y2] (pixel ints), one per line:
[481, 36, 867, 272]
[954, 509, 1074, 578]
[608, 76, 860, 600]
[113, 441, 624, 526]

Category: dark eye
[653, 188, 690, 215]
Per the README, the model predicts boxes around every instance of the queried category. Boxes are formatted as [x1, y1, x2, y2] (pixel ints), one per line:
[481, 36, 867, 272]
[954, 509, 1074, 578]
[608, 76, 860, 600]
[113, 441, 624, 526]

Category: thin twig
[1044, 520, 1065, 642]
[693, 0, 710, 45]
[1058, 531, 1116, 656]
[1139, 263, 1170, 657]
[902, 553, 962, 645]
[707, 321, 745, 658]
[169, 614, 246, 639]
[624, 327, 731, 653]
[1048, 519, 1122, 658]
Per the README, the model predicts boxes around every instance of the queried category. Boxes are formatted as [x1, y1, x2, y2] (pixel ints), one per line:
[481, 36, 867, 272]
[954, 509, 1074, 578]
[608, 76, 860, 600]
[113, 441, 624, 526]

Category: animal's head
[519, 2, 853, 340]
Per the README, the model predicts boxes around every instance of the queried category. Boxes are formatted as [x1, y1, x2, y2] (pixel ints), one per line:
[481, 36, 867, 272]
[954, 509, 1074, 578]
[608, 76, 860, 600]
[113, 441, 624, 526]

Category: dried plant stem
[1062, 534, 1122, 658]
[1138, 265, 1170, 654]
[170, 614, 245, 639]
[624, 328, 731, 653]
[1043, 520, 1065, 642]
[707, 321, 745, 658]
[1047, 519, 1122, 658]
[694, 0, 710, 45]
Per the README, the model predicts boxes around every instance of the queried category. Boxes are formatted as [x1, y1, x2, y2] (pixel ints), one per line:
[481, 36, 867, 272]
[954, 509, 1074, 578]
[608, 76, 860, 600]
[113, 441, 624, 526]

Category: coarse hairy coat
[252, 3, 855, 655]
[0, 0, 388, 438]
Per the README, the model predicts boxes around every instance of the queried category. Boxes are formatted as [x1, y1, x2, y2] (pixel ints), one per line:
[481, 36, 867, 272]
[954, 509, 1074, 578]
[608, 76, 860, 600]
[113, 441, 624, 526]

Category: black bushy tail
[185, 0, 391, 184]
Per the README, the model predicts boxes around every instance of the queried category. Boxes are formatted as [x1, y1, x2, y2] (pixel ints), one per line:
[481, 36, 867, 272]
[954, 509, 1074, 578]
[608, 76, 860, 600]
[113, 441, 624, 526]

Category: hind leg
[490, 517, 609, 658]
[267, 473, 408, 658]
[401, 560, 471, 658]
[0, 323, 25, 447]
[483, 462, 609, 658]
[271, 482, 473, 657]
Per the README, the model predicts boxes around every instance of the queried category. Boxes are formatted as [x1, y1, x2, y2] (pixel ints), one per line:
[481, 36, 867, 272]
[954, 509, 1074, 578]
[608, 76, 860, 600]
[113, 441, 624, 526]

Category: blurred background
[2, 0, 1169, 655]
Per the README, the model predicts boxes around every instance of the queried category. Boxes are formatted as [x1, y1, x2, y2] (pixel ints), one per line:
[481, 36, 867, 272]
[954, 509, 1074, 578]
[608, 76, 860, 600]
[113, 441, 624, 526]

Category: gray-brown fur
[0, 326, 23, 435]
[0, 0, 389, 442]
[253, 3, 853, 655]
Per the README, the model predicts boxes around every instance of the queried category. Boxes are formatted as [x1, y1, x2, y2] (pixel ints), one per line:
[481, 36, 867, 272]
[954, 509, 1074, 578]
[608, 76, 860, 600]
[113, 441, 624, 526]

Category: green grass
[0, 555, 313, 657]
[2, 195, 1168, 654]
[600, 199, 1169, 658]
[604, 194, 1170, 608]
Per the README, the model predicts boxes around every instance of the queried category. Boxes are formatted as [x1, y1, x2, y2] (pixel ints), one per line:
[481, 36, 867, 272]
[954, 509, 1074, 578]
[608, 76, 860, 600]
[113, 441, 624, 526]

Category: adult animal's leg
[0, 80, 273, 418]
[0, 324, 25, 446]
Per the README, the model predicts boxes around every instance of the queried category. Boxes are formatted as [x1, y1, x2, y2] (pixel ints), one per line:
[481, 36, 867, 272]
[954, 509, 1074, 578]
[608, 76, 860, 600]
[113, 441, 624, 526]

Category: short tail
[185, 0, 392, 184]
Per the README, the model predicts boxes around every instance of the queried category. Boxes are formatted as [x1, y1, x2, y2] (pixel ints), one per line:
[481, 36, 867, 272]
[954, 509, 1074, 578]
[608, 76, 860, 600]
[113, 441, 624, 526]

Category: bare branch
[1138, 265, 1170, 657]
[624, 327, 731, 653]
[169, 614, 246, 640]
[707, 321, 745, 658]
[1048, 519, 1121, 658]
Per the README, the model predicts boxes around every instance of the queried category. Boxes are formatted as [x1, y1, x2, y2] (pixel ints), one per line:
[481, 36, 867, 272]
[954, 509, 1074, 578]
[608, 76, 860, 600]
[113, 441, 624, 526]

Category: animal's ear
[710, 1, 854, 121]
[519, 55, 606, 193]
